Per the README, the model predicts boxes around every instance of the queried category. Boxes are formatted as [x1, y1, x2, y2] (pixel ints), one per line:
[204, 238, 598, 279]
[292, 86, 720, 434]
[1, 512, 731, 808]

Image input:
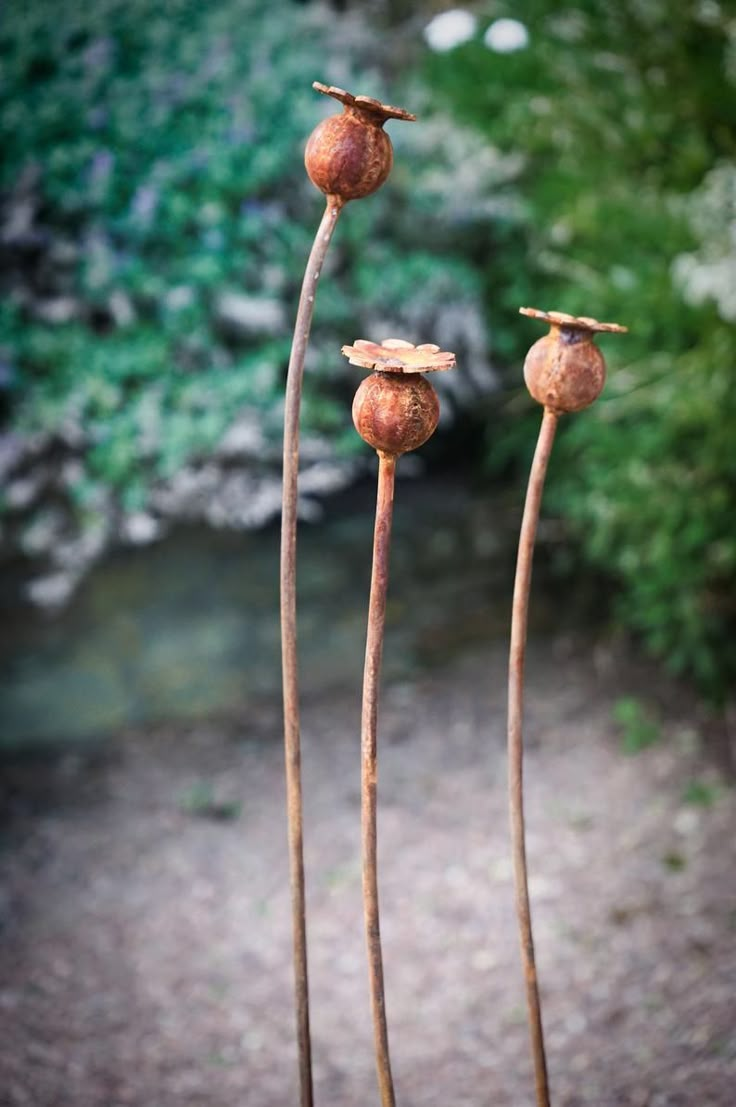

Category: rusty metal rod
[280, 195, 344, 1107]
[508, 404, 558, 1107]
[361, 451, 398, 1107]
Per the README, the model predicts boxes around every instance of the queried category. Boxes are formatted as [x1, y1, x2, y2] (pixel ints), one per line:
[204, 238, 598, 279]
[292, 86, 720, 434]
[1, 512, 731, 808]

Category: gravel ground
[0, 638, 734, 1107]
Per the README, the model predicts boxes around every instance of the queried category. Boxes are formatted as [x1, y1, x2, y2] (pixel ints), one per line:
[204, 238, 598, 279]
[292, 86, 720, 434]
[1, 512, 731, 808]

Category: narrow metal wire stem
[280, 195, 344, 1107]
[361, 451, 398, 1107]
[508, 405, 558, 1107]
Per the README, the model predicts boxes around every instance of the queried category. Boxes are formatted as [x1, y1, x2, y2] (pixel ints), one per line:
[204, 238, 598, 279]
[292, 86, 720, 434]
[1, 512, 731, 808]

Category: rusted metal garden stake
[342, 339, 456, 1107]
[509, 307, 627, 1107]
[280, 84, 414, 1107]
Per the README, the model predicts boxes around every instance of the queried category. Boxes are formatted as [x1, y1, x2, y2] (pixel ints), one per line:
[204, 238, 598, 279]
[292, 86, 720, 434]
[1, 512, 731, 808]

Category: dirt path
[1, 639, 734, 1106]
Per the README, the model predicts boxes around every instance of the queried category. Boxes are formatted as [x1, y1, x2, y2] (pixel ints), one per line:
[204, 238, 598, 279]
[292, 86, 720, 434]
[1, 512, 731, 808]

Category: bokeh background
[1, 2, 735, 1105]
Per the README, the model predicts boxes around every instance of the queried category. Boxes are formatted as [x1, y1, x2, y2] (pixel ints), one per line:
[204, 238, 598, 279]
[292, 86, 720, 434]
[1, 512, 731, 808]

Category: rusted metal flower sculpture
[509, 308, 627, 1107]
[343, 338, 456, 1107]
[280, 85, 415, 1107]
[344, 337, 456, 373]
[306, 84, 416, 200]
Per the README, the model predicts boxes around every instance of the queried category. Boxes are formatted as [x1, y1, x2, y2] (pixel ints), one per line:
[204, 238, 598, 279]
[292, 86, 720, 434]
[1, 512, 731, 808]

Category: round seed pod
[352, 373, 440, 457]
[305, 83, 415, 203]
[519, 308, 627, 415]
[523, 328, 606, 414]
[305, 113, 393, 201]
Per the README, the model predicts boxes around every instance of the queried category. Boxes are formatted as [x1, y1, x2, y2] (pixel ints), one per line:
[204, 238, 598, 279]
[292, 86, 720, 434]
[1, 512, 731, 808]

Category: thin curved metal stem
[508, 405, 558, 1107]
[280, 195, 344, 1107]
[361, 452, 398, 1107]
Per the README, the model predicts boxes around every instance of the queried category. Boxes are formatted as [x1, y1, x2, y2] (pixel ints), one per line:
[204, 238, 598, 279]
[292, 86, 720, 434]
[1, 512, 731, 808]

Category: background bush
[0, 0, 498, 525]
[1, 0, 735, 707]
[425, 0, 736, 706]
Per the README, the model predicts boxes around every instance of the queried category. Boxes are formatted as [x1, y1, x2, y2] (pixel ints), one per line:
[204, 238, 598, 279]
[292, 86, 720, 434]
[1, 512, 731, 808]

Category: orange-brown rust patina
[305, 83, 416, 201]
[344, 337, 456, 1107]
[352, 374, 439, 457]
[509, 306, 626, 1107]
[280, 86, 414, 1107]
[346, 338, 453, 456]
[520, 307, 627, 414]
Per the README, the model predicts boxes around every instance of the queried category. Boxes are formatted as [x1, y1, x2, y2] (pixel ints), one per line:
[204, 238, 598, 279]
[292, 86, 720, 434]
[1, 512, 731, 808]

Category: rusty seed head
[342, 337, 455, 374]
[519, 306, 628, 414]
[305, 83, 416, 203]
[343, 339, 455, 457]
[352, 374, 440, 457]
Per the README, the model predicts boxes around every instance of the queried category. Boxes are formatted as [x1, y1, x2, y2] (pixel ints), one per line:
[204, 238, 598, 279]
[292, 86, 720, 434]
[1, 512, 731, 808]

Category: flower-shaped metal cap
[520, 307, 627, 334]
[341, 338, 456, 374]
[313, 82, 416, 124]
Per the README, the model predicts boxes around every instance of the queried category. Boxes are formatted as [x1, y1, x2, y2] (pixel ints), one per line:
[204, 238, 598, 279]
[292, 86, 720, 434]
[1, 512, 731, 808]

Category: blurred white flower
[120, 512, 161, 546]
[673, 163, 736, 322]
[165, 285, 195, 312]
[406, 112, 524, 222]
[484, 18, 529, 54]
[424, 9, 477, 53]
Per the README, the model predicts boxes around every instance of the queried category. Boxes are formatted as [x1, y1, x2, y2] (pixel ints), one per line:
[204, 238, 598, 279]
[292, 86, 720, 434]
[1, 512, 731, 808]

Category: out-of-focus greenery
[2, 0, 735, 706]
[425, 0, 736, 704]
[1, 0, 312, 515]
[0, 0, 493, 514]
[613, 696, 661, 756]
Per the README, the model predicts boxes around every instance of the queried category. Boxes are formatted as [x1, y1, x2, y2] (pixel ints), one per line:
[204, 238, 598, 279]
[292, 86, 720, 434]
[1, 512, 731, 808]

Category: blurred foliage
[178, 780, 242, 821]
[425, 0, 736, 704]
[1, 0, 318, 511]
[681, 777, 719, 808]
[0, 0, 493, 511]
[2, 0, 735, 706]
[613, 695, 661, 755]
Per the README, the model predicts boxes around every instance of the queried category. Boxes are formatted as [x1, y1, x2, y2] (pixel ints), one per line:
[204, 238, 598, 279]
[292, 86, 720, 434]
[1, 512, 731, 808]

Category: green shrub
[1, 0, 333, 504]
[0, 0, 496, 533]
[426, 0, 736, 703]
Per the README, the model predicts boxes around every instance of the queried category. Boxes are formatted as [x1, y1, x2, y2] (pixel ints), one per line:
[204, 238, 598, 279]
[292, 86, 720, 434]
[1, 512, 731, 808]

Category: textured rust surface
[507, 309, 625, 1105]
[519, 306, 627, 333]
[362, 453, 398, 1107]
[508, 407, 558, 1107]
[352, 372, 440, 456]
[520, 305, 627, 414]
[342, 337, 456, 374]
[305, 114, 393, 201]
[312, 81, 416, 123]
[352, 337, 454, 1107]
[523, 330, 606, 414]
[305, 82, 415, 202]
[280, 85, 415, 1106]
[280, 196, 344, 1107]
